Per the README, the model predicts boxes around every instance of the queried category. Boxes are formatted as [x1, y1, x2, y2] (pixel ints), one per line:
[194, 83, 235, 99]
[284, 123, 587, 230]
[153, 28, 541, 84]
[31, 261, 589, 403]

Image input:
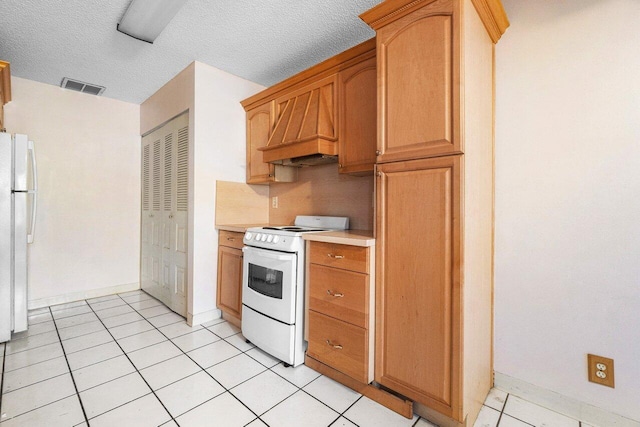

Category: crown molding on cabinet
[470, 0, 510, 43]
[240, 39, 375, 111]
[360, 0, 509, 43]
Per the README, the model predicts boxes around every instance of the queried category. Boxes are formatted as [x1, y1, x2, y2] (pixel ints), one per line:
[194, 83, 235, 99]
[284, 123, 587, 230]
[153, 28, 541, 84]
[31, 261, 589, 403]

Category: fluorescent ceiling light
[117, 0, 188, 43]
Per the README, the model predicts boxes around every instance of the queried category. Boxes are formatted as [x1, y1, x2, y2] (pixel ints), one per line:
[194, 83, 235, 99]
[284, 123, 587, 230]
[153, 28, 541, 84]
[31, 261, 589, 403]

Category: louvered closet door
[170, 114, 189, 317]
[160, 129, 174, 307]
[141, 129, 165, 301]
[140, 112, 189, 317]
[141, 138, 153, 295]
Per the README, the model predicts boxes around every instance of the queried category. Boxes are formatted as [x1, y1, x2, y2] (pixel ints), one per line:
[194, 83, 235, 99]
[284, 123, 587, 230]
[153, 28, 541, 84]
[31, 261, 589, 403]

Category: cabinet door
[375, 155, 462, 419]
[246, 101, 275, 184]
[338, 56, 377, 175]
[217, 245, 243, 319]
[376, 0, 459, 163]
[246, 102, 297, 184]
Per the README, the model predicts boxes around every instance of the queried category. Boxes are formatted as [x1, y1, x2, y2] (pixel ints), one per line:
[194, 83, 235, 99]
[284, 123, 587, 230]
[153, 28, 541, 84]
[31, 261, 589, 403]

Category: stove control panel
[244, 232, 280, 245]
[243, 230, 298, 252]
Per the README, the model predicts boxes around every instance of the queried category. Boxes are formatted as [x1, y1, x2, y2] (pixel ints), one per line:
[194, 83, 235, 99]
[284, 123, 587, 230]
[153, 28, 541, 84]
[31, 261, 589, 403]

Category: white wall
[140, 62, 263, 322]
[495, 0, 640, 421]
[5, 77, 141, 304]
[191, 62, 264, 317]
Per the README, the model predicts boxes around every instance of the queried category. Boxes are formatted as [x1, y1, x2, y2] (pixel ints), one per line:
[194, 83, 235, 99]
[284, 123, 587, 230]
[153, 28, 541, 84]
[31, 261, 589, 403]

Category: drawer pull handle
[326, 290, 344, 298]
[327, 254, 344, 259]
[227, 237, 235, 241]
[326, 340, 343, 350]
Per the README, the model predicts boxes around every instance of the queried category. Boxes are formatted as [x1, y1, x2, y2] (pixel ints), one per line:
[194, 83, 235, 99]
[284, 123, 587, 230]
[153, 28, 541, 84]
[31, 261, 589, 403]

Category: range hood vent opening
[60, 78, 106, 96]
[277, 154, 339, 167]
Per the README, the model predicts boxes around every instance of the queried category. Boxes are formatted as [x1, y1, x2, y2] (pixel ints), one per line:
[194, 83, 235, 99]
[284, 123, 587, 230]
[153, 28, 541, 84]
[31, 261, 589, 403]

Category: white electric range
[241, 216, 349, 367]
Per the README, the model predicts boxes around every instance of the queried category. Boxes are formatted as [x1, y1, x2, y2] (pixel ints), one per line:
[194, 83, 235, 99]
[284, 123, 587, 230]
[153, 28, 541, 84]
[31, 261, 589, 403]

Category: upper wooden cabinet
[246, 101, 297, 184]
[362, 0, 508, 165]
[241, 39, 376, 180]
[370, 0, 458, 163]
[338, 57, 377, 175]
[0, 61, 12, 132]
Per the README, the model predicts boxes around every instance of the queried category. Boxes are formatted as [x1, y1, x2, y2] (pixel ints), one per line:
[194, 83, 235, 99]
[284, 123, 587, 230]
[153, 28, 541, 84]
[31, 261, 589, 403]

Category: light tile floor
[0, 290, 593, 427]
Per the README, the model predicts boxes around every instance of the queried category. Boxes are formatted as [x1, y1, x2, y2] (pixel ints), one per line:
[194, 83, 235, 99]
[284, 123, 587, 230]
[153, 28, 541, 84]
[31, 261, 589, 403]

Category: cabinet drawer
[219, 230, 244, 250]
[309, 264, 368, 328]
[309, 242, 368, 273]
[307, 310, 368, 383]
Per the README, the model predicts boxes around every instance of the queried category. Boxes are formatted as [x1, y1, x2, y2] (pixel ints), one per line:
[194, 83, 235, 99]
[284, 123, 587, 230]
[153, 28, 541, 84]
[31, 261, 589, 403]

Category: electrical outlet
[587, 354, 615, 388]
[272, 196, 278, 209]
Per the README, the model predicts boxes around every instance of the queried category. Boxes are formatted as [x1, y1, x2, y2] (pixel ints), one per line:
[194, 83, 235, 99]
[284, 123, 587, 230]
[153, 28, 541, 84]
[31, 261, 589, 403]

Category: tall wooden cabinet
[360, 0, 508, 425]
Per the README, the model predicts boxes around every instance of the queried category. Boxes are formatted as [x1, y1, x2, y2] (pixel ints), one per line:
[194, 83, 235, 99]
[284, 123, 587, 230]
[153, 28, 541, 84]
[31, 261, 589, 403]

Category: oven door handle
[242, 247, 294, 262]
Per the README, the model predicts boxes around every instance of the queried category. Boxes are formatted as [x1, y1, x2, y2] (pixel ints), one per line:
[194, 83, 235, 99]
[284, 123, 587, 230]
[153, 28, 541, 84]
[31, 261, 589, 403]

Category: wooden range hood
[258, 75, 338, 165]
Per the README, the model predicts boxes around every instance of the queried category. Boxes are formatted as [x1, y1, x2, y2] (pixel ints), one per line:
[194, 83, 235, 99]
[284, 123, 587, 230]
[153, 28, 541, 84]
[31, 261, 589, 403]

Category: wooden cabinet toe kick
[304, 355, 413, 419]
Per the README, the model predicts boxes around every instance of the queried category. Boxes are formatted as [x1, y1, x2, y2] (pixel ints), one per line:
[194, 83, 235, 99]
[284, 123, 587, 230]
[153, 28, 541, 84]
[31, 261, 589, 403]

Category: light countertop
[215, 223, 269, 233]
[216, 225, 375, 247]
[302, 230, 375, 247]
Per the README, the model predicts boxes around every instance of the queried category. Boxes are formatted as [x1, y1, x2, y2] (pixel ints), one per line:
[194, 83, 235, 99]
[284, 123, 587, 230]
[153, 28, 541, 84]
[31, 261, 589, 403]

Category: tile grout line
[337, 394, 364, 427]
[497, 393, 537, 427]
[117, 292, 266, 424]
[0, 295, 157, 425]
[82, 291, 269, 423]
[495, 393, 508, 426]
[131, 294, 315, 425]
[0, 342, 6, 420]
[206, 328, 364, 425]
[10, 292, 373, 427]
[1, 369, 70, 395]
[81, 295, 178, 426]
[1, 335, 63, 357]
[49, 305, 91, 426]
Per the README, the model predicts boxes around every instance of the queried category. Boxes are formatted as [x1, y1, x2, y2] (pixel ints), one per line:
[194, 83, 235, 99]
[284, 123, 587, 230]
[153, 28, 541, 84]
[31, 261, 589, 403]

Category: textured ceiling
[0, 0, 383, 104]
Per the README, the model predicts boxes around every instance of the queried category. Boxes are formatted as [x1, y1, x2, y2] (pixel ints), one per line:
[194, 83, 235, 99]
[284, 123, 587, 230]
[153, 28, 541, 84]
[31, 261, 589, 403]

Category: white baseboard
[494, 372, 640, 427]
[188, 308, 221, 326]
[28, 282, 140, 309]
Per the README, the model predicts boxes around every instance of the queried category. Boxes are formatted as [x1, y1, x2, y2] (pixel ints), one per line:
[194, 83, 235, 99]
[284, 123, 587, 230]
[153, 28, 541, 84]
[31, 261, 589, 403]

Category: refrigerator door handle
[27, 140, 37, 244]
[28, 140, 37, 192]
[27, 191, 37, 244]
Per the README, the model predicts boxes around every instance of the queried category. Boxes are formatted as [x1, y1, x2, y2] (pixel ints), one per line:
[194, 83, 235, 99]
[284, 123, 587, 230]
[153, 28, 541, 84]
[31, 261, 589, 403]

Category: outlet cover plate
[587, 354, 615, 388]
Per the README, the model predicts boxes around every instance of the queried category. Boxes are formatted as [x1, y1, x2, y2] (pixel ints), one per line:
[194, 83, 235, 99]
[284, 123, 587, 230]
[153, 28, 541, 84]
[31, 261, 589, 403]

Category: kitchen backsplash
[269, 163, 374, 230]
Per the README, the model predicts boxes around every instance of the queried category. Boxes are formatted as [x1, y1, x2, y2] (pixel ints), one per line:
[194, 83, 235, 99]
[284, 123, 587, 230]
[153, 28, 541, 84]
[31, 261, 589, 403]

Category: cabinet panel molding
[216, 232, 245, 320]
[375, 0, 461, 163]
[338, 57, 377, 175]
[375, 155, 462, 418]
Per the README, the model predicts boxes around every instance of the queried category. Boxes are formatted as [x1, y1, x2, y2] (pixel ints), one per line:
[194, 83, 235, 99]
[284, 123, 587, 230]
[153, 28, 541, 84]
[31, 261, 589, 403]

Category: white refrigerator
[0, 133, 37, 342]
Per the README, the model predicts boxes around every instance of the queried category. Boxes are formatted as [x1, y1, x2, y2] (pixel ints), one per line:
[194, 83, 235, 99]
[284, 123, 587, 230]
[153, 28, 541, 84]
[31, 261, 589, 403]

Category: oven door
[242, 246, 298, 325]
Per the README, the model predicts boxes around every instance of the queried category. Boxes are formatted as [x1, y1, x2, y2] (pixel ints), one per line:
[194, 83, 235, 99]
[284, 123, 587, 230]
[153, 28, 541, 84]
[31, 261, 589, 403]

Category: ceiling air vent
[60, 78, 105, 96]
